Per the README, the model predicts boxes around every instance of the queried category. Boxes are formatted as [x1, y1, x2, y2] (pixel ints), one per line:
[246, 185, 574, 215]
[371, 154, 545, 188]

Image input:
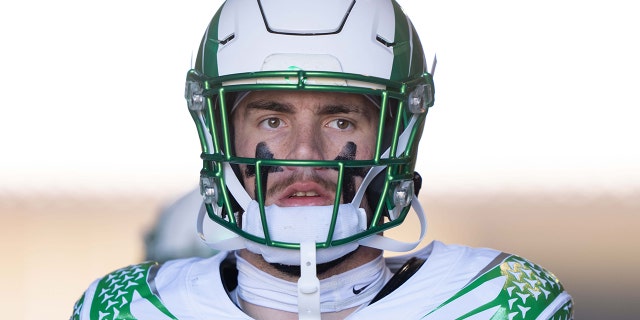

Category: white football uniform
[71, 241, 573, 319]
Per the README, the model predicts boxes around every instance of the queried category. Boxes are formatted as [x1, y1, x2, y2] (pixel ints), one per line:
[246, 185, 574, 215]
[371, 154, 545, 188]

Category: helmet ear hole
[365, 171, 422, 222]
[413, 171, 422, 197]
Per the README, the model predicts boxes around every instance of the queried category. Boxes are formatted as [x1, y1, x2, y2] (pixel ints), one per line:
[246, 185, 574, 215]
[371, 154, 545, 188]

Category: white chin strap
[242, 201, 366, 265]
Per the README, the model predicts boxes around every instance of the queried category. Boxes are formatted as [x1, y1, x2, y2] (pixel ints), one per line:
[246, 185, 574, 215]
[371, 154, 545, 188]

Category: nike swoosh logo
[352, 283, 371, 295]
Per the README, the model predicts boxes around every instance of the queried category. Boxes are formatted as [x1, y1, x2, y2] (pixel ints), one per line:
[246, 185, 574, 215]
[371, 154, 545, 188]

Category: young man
[71, 0, 573, 319]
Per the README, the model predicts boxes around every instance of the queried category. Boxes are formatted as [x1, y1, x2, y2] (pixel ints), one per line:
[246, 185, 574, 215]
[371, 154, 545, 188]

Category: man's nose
[285, 124, 325, 161]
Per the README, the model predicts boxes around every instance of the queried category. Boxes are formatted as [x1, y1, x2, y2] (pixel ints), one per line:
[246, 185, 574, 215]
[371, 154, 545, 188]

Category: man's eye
[261, 117, 282, 129]
[328, 119, 353, 130]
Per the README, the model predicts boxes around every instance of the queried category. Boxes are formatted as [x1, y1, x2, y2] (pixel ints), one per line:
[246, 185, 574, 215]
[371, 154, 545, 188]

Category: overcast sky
[1, 0, 638, 196]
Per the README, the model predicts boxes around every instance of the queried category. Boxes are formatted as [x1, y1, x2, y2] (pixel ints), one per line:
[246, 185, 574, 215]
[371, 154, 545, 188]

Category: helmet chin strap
[241, 201, 366, 265]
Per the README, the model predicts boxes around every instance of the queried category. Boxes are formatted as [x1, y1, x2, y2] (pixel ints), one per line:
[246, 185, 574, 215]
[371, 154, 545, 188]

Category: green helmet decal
[195, 6, 223, 77]
[389, 0, 427, 82]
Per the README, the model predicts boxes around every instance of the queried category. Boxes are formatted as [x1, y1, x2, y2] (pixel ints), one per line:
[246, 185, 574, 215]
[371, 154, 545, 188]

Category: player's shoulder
[383, 241, 573, 319]
[71, 254, 227, 320]
[71, 260, 181, 320]
[425, 243, 573, 319]
[386, 240, 501, 273]
[70, 260, 168, 320]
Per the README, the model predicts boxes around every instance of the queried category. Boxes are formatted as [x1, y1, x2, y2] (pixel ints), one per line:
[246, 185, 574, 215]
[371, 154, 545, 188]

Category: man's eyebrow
[243, 100, 294, 114]
[241, 100, 377, 120]
[316, 104, 363, 116]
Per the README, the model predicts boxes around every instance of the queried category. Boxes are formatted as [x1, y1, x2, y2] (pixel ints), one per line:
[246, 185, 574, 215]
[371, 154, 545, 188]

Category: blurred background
[1, 0, 638, 319]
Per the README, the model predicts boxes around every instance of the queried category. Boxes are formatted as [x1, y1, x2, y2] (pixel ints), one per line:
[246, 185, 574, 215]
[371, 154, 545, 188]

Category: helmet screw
[407, 84, 433, 114]
[393, 180, 414, 208]
[199, 175, 218, 204]
[185, 80, 205, 111]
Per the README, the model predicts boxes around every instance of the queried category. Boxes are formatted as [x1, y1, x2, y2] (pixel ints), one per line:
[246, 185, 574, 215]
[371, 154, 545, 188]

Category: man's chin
[268, 249, 358, 277]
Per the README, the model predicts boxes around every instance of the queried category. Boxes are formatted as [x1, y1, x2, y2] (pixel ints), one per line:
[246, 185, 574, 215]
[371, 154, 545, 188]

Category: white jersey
[71, 241, 573, 319]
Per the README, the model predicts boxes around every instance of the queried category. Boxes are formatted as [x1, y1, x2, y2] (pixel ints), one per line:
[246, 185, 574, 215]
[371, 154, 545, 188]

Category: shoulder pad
[71, 261, 178, 320]
[428, 255, 573, 319]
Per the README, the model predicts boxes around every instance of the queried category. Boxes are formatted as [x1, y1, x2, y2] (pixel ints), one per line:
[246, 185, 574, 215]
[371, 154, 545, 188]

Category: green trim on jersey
[77, 262, 178, 320]
[426, 255, 573, 319]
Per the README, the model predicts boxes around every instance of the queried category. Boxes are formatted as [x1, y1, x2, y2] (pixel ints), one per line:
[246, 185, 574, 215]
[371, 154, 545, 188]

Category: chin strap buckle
[297, 242, 320, 320]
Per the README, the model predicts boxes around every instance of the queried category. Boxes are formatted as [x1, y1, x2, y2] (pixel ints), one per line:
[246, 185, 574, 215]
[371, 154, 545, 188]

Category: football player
[72, 1, 573, 319]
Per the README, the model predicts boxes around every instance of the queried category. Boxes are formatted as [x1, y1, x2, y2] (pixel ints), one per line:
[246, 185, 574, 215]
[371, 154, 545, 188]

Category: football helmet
[185, 0, 435, 262]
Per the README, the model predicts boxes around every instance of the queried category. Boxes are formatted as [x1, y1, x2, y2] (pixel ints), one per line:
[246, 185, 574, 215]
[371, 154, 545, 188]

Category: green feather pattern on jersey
[426, 255, 573, 320]
[71, 261, 177, 320]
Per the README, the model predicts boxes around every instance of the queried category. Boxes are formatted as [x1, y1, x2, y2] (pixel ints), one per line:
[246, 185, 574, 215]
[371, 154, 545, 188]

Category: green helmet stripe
[389, 2, 426, 81]
[197, 6, 223, 77]
[389, 2, 410, 81]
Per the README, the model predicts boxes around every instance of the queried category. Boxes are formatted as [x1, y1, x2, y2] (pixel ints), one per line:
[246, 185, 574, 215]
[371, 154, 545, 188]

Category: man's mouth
[290, 191, 320, 198]
[273, 181, 334, 207]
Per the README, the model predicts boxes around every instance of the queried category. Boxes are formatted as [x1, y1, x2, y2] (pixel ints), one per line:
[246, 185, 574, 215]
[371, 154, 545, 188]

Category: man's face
[232, 90, 379, 208]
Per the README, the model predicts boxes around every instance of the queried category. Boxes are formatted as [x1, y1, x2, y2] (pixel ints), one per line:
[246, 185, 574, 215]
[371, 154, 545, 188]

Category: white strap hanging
[297, 242, 321, 320]
[357, 196, 427, 252]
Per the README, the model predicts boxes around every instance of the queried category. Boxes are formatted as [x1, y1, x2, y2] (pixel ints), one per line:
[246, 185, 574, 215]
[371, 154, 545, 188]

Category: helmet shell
[195, 0, 427, 83]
